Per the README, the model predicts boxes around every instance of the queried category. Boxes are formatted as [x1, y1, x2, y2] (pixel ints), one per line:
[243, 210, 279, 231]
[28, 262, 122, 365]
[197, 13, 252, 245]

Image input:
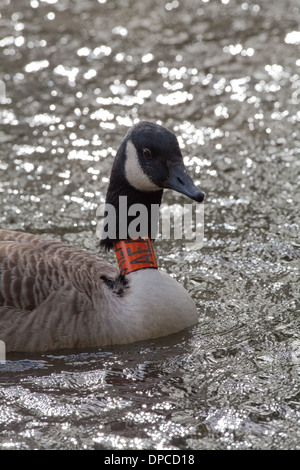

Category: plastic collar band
[113, 238, 158, 275]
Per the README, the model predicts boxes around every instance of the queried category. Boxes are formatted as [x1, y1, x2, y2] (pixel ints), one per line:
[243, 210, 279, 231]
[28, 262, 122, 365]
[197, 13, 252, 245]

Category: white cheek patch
[124, 140, 161, 192]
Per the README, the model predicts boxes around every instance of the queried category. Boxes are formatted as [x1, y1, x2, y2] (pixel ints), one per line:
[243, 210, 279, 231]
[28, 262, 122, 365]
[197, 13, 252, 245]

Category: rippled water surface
[0, 0, 300, 450]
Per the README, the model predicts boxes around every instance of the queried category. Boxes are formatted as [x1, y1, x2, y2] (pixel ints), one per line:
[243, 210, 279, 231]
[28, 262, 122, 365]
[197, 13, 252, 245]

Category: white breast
[101, 269, 198, 345]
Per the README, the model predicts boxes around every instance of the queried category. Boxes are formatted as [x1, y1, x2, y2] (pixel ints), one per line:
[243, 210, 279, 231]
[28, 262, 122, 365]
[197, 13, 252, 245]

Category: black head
[100, 121, 205, 249]
[123, 121, 205, 201]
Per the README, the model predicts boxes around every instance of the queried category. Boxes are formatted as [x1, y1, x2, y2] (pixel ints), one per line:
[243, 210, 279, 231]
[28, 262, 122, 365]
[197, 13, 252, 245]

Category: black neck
[100, 145, 163, 250]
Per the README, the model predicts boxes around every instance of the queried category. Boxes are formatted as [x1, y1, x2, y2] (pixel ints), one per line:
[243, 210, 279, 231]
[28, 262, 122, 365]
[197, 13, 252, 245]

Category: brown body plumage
[0, 230, 119, 351]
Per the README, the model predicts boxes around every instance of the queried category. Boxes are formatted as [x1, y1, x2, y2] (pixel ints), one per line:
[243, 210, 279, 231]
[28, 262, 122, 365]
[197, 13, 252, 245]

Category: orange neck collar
[113, 238, 158, 275]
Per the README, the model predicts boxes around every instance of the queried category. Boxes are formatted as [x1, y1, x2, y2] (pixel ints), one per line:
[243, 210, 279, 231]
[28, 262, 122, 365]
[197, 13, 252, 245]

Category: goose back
[0, 229, 119, 351]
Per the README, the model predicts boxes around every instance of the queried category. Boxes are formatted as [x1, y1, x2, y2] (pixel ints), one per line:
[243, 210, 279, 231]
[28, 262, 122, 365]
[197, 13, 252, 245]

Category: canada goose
[0, 121, 204, 352]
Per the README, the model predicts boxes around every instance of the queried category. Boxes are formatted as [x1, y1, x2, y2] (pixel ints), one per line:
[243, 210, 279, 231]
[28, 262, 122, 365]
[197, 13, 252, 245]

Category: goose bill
[163, 163, 205, 203]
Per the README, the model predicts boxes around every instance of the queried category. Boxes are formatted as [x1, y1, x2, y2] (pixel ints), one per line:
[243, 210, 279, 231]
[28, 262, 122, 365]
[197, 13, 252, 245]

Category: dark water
[0, 0, 299, 450]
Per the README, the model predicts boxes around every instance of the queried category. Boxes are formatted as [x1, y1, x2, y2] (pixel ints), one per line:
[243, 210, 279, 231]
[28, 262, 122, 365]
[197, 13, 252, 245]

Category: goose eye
[143, 148, 152, 159]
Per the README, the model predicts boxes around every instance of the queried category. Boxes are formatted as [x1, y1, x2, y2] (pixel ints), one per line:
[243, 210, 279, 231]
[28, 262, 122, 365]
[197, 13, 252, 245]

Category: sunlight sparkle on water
[285, 31, 300, 45]
[24, 60, 49, 73]
[156, 91, 193, 106]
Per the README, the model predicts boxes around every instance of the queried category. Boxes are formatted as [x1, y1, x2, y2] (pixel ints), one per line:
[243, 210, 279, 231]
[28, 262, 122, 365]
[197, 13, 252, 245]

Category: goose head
[100, 121, 205, 249]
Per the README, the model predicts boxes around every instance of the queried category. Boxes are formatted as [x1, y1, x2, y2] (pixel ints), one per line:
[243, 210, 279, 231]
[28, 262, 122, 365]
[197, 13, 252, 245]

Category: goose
[0, 121, 204, 352]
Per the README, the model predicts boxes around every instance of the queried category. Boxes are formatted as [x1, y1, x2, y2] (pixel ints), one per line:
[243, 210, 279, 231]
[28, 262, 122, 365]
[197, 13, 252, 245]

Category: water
[0, 0, 299, 450]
